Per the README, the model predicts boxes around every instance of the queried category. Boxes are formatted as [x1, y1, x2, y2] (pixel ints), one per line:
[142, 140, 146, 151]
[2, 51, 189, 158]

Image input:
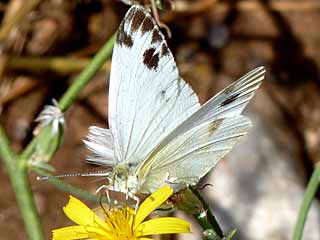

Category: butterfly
[84, 5, 265, 199]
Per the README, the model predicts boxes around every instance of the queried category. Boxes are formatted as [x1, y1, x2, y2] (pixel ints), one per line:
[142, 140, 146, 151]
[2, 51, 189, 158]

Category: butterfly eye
[115, 172, 126, 181]
[128, 162, 138, 170]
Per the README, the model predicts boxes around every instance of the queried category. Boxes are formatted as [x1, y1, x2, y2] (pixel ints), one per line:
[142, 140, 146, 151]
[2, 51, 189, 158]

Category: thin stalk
[20, 33, 116, 161]
[7, 56, 111, 74]
[293, 163, 320, 240]
[0, 126, 44, 240]
[191, 187, 224, 239]
[0, 0, 40, 41]
[174, 187, 226, 239]
[0, 33, 116, 239]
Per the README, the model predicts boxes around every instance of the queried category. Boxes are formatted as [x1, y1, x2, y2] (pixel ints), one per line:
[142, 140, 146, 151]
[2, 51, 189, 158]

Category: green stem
[20, 33, 116, 161]
[0, 126, 44, 240]
[174, 187, 226, 239]
[191, 187, 224, 239]
[293, 163, 320, 240]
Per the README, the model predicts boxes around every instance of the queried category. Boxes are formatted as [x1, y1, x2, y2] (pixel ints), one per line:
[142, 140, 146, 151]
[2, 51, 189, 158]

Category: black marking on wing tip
[141, 15, 154, 34]
[126, 6, 135, 23]
[130, 8, 145, 33]
[143, 48, 160, 70]
[220, 93, 241, 106]
[151, 29, 163, 44]
[161, 43, 169, 56]
[116, 22, 133, 48]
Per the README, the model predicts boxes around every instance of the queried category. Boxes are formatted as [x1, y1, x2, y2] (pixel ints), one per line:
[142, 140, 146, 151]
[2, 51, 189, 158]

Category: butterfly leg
[95, 184, 113, 209]
[127, 192, 140, 214]
[95, 184, 109, 194]
[106, 188, 111, 210]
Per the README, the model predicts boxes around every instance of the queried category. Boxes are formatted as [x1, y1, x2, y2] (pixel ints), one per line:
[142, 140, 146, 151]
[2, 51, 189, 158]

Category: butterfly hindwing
[83, 126, 115, 166]
[136, 67, 265, 193]
[147, 67, 265, 152]
[139, 116, 251, 192]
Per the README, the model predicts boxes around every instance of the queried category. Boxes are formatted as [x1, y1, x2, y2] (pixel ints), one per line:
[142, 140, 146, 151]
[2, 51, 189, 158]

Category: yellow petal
[63, 196, 109, 230]
[135, 217, 191, 236]
[134, 185, 173, 228]
[52, 225, 107, 240]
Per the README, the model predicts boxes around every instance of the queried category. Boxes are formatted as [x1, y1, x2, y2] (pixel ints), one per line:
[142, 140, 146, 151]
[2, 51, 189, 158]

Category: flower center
[104, 207, 135, 240]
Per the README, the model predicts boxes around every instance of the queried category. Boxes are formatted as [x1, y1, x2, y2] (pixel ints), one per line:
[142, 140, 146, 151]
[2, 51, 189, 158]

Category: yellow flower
[52, 186, 191, 240]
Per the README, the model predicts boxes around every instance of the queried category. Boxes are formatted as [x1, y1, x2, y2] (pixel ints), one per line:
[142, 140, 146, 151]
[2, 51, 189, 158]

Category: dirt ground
[0, 1, 320, 239]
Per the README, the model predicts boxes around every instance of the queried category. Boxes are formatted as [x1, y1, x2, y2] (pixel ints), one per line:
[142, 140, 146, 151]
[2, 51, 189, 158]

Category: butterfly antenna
[196, 183, 214, 191]
[36, 170, 111, 181]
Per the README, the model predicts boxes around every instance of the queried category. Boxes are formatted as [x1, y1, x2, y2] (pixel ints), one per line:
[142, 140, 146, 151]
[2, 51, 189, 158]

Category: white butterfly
[84, 5, 265, 198]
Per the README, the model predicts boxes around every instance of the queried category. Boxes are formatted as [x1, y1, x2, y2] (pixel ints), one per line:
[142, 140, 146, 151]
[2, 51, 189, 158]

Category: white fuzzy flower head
[34, 99, 65, 135]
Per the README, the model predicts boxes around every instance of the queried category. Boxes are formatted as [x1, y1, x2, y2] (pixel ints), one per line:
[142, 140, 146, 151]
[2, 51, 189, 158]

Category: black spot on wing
[160, 90, 170, 102]
[208, 119, 223, 135]
[116, 21, 133, 48]
[220, 93, 240, 106]
[143, 48, 160, 70]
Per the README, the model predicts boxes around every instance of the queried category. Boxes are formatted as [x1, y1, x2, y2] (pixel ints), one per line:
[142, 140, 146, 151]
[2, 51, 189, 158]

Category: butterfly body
[108, 163, 142, 194]
[84, 6, 265, 197]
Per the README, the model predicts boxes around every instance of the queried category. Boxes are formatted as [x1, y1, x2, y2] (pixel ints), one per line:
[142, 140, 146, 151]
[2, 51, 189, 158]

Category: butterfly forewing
[108, 6, 200, 165]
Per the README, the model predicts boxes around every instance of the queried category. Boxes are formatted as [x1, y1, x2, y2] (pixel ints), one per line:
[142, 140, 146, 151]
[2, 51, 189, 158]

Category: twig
[0, 76, 38, 106]
[0, 126, 44, 240]
[0, 0, 40, 42]
[162, 0, 218, 22]
[163, 0, 320, 23]
[6, 56, 111, 74]
[293, 162, 320, 240]
[150, 0, 172, 38]
[218, 0, 320, 12]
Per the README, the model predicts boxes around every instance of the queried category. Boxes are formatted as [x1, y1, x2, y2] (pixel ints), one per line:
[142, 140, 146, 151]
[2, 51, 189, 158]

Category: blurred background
[0, 0, 319, 239]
